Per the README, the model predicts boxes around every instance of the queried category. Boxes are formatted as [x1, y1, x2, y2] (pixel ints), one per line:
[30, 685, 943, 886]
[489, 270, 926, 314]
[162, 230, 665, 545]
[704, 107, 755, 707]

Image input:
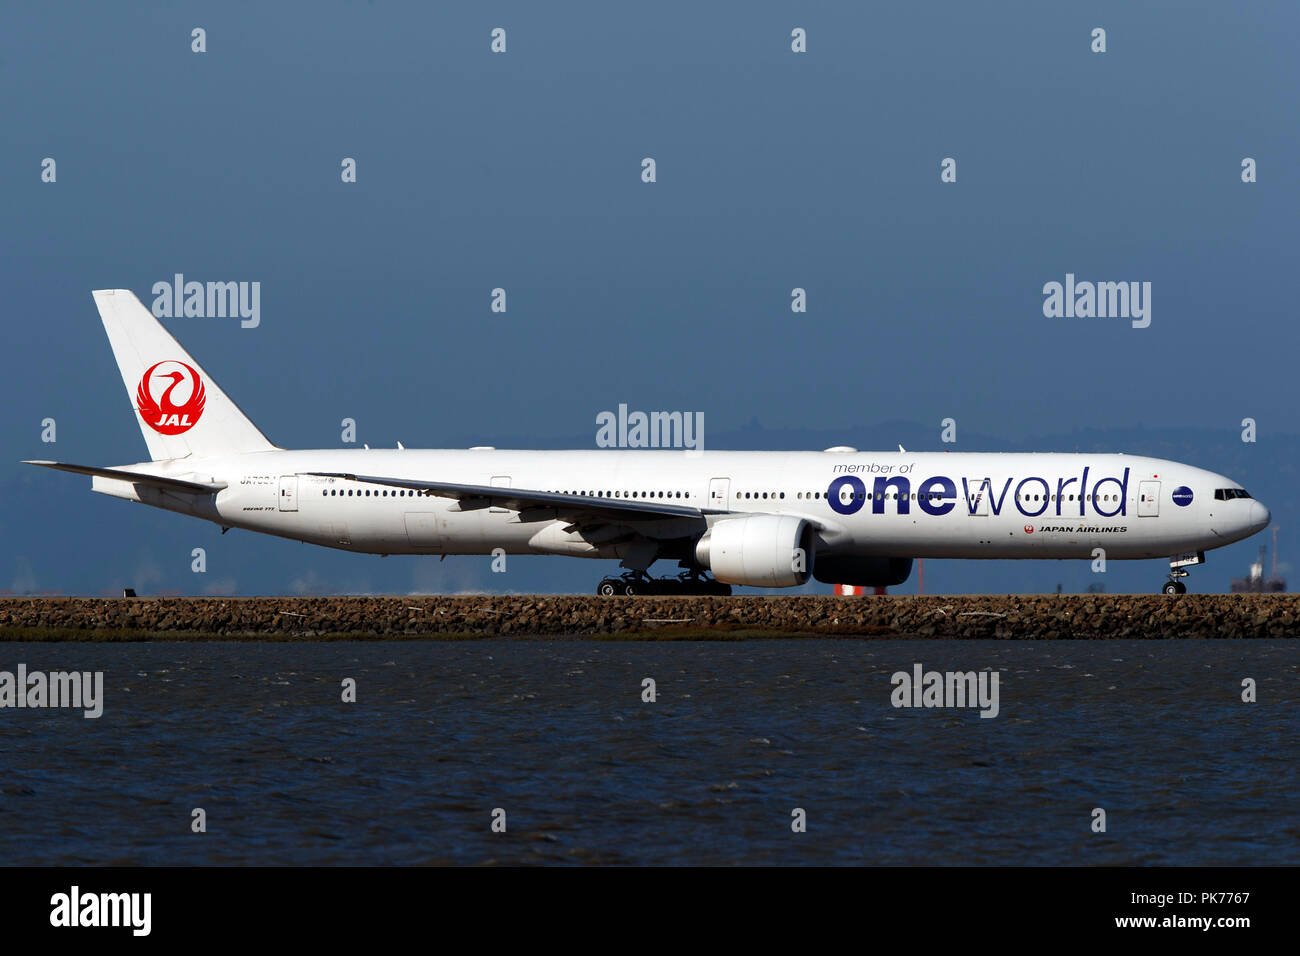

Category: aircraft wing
[305, 472, 715, 524]
[23, 460, 227, 494]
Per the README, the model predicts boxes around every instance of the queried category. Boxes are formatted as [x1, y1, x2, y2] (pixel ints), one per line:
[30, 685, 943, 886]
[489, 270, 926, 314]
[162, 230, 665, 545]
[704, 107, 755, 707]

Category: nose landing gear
[1162, 550, 1205, 595]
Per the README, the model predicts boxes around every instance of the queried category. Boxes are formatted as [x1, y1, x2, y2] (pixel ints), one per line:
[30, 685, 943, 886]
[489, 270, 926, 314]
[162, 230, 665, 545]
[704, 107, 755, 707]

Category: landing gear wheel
[600, 568, 730, 596]
[1163, 553, 1201, 596]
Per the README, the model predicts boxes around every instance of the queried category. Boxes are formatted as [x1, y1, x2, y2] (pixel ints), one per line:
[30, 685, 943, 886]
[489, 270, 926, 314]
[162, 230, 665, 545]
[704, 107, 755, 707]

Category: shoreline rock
[0, 594, 1296, 640]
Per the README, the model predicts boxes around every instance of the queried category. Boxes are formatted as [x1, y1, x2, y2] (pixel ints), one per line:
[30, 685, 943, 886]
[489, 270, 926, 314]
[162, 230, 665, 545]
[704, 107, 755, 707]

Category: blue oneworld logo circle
[1172, 485, 1194, 506]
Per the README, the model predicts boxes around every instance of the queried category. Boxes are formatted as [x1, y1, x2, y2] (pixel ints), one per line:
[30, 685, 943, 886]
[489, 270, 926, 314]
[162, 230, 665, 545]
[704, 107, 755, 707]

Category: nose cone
[1249, 500, 1271, 533]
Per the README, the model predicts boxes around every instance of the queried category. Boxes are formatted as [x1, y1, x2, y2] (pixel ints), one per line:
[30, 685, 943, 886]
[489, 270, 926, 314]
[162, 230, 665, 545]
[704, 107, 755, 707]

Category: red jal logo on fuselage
[137, 361, 206, 435]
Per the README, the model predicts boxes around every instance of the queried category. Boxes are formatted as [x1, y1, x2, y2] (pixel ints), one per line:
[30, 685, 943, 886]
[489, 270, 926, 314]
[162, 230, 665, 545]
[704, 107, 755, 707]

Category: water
[1, 639, 1296, 865]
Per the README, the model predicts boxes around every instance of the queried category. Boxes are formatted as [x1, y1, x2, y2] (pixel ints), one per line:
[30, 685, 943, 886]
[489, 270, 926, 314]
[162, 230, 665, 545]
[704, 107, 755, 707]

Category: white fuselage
[91, 448, 1269, 566]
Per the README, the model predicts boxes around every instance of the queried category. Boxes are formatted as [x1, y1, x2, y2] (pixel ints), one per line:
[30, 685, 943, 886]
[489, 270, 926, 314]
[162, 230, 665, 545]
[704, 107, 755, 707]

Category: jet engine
[694, 515, 815, 588]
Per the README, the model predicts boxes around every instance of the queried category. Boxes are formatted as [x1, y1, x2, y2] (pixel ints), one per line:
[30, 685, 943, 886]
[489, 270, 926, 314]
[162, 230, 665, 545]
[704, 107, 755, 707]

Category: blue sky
[3, 1, 1296, 596]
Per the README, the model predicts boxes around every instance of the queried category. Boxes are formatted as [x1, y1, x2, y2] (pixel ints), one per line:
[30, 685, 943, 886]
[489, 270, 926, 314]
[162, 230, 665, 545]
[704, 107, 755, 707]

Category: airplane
[26, 290, 1271, 596]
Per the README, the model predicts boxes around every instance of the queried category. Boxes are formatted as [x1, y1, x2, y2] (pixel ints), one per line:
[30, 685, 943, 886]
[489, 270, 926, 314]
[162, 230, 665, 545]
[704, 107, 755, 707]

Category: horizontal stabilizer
[22, 460, 227, 494]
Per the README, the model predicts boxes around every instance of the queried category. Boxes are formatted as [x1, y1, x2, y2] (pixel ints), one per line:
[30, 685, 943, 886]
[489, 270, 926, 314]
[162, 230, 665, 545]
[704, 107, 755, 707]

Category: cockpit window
[1214, 488, 1253, 500]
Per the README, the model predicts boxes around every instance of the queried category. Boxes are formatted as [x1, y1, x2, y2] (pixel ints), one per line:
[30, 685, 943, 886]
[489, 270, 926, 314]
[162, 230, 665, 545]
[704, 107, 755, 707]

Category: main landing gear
[1162, 550, 1205, 596]
[596, 570, 732, 596]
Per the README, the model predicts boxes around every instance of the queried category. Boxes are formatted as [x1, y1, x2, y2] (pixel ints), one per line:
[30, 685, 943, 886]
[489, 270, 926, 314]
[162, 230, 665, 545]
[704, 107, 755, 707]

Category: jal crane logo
[137, 361, 206, 434]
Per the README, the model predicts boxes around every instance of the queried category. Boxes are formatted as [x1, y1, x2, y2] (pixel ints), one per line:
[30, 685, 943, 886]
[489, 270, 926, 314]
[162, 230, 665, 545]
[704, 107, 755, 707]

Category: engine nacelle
[812, 555, 913, 588]
[694, 515, 815, 588]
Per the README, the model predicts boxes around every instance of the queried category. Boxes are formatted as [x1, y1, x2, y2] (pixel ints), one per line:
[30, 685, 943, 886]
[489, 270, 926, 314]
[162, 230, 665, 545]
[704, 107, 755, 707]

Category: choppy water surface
[1, 639, 1296, 865]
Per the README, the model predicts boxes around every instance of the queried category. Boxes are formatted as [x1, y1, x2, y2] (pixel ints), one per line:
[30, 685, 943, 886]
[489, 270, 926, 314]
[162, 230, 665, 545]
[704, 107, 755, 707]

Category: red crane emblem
[137, 361, 206, 435]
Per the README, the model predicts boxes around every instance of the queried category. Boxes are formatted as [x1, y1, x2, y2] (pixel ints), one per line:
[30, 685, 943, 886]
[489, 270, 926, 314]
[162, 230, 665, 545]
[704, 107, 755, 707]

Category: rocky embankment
[0, 594, 1297, 640]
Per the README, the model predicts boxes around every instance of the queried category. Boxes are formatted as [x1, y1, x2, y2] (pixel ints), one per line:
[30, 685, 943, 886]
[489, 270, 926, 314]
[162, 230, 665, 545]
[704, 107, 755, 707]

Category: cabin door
[1138, 481, 1160, 517]
[708, 477, 730, 510]
[278, 475, 298, 512]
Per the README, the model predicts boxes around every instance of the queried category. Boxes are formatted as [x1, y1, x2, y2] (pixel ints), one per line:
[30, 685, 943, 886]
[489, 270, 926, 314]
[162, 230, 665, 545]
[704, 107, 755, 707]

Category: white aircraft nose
[1249, 500, 1270, 532]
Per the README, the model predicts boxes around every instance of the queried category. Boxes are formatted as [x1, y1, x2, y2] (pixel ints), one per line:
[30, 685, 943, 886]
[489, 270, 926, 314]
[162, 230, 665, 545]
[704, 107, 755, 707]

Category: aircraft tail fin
[91, 289, 275, 461]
